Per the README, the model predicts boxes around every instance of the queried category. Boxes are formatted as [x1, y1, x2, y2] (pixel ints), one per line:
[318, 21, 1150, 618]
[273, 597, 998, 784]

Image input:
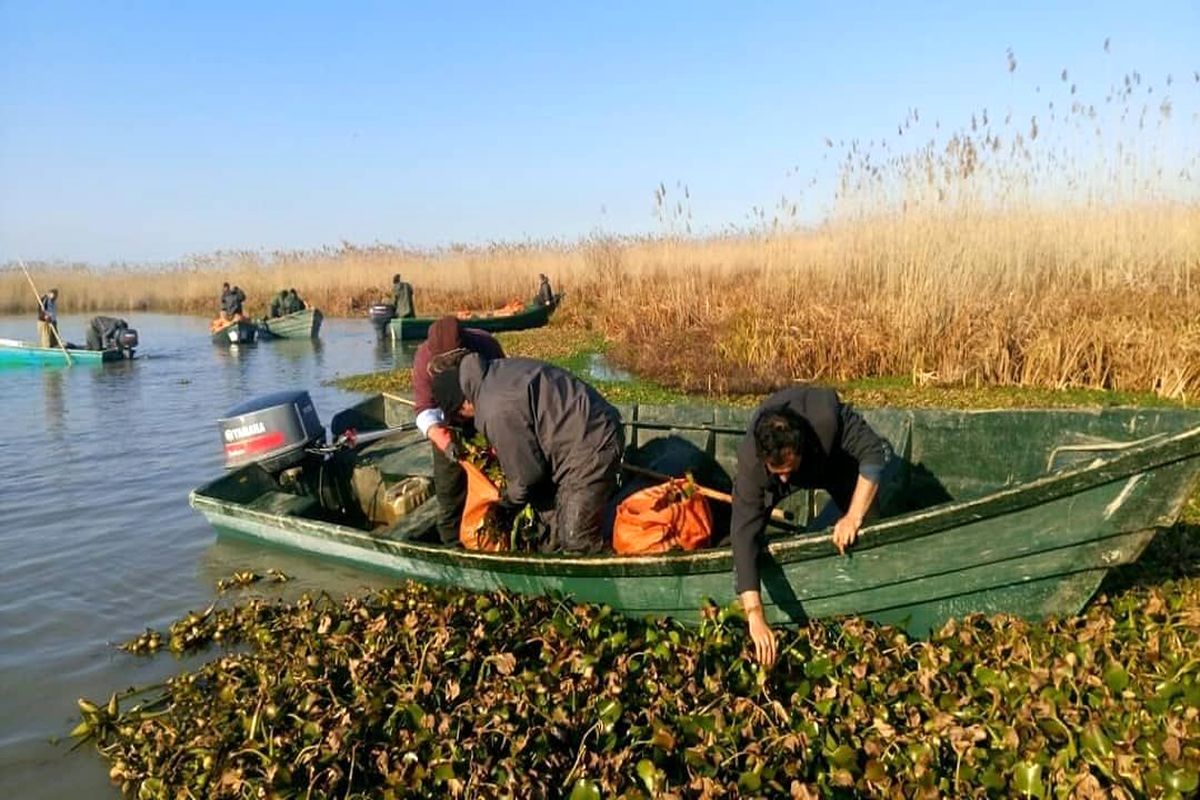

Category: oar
[18, 259, 72, 365]
[621, 463, 795, 524]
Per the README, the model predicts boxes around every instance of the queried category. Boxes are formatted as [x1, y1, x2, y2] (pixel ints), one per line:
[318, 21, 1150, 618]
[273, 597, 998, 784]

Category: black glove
[444, 440, 464, 463]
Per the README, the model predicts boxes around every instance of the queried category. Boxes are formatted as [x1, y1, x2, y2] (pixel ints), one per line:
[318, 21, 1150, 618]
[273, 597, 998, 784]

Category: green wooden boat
[189, 395, 1200, 635]
[387, 301, 555, 342]
[0, 337, 129, 367]
[257, 309, 323, 340]
[211, 319, 258, 346]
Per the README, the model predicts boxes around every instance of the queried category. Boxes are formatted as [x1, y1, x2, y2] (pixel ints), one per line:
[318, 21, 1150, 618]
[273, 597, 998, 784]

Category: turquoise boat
[190, 394, 1200, 636]
[0, 337, 130, 367]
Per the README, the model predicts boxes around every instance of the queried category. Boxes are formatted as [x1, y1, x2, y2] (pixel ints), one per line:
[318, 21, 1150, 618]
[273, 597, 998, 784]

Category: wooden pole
[382, 392, 415, 407]
[621, 463, 795, 524]
[18, 260, 72, 365]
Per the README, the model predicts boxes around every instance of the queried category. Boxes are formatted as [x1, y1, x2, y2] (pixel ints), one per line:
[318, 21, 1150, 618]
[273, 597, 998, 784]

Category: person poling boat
[412, 317, 506, 544]
[431, 352, 624, 554]
[36, 288, 61, 348]
[219, 282, 246, 321]
[84, 316, 139, 356]
[732, 386, 890, 667]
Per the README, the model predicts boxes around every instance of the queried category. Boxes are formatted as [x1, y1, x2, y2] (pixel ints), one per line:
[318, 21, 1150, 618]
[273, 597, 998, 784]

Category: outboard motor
[368, 303, 396, 338]
[219, 390, 325, 472]
[117, 328, 138, 355]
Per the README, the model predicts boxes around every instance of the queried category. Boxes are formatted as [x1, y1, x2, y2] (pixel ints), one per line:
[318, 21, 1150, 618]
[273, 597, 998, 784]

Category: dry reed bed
[4, 204, 1197, 398]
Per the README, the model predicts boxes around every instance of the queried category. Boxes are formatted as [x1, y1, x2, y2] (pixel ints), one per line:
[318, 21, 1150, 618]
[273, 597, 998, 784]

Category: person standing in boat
[432, 353, 624, 554]
[535, 273, 555, 307]
[36, 288, 60, 348]
[731, 386, 889, 667]
[268, 290, 289, 318]
[392, 274, 416, 319]
[413, 317, 506, 544]
[286, 288, 306, 313]
[227, 285, 246, 318]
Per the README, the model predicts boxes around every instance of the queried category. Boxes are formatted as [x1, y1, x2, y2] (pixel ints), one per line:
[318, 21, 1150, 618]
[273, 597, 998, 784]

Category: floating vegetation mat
[75, 578, 1200, 799]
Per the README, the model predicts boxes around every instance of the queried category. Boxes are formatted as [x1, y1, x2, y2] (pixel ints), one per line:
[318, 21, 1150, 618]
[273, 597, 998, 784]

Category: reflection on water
[0, 312, 404, 799]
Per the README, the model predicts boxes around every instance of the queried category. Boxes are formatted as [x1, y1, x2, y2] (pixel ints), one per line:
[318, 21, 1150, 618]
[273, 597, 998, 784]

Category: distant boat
[0, 337, 133, 367]
[384, 299, 560, 342]
[190, 394, 1200, 636]
[211, 319, 258, 346]
[257, 309, 323, 340]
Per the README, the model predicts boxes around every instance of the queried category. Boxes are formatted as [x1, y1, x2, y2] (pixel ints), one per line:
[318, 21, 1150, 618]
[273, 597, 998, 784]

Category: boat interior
[195, 395, 1200, 545]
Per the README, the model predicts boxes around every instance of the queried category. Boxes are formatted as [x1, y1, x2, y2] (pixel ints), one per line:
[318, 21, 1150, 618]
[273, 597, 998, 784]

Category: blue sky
[1, 1, 1196, 263]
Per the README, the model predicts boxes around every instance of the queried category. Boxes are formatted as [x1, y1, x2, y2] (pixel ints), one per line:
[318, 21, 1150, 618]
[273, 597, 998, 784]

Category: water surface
[0, 313, 416, 798]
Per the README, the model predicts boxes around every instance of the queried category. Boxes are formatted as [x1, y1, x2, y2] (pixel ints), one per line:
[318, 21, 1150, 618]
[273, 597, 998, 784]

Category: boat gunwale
[189, 419, 1200, 578]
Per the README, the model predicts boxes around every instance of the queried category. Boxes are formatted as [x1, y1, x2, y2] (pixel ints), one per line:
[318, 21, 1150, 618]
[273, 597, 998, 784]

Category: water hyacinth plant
[73, 560, 1199, 798]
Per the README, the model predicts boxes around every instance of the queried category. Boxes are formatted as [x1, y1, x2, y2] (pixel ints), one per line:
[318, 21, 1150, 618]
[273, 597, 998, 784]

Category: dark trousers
[537, 428, 625, 554]
[431, 442, 467, 544]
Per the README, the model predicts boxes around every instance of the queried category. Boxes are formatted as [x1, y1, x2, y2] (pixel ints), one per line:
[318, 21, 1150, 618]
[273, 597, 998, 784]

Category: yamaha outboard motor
[217, 390, 361, 522]
[368, 303, 396, 338]
[219, 390, 324, 471]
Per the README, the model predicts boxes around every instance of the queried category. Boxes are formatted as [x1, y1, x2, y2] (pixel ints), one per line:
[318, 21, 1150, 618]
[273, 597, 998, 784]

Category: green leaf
[1080, 725, 1113, 758]
[637, 759, 664, 794]
[1161, 765, 1199, 794]
[1012, 761, 1046, 799]
[828, 744, 857, 769]
[597, 699, 622, 732]
[805, 656, 833, 679]
[737, 771, 761, 792]
[1103, 663, 1130, 693]
[569, 779, 602, 800]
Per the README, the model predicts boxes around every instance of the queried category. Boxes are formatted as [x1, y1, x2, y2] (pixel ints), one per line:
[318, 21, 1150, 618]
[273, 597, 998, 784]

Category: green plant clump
[73, 572, 1200, 799]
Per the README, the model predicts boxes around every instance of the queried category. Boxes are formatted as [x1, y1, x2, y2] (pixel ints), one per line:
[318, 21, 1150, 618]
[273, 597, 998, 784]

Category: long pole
[621, 463, 796, 525]
[17, 260, 72, 365]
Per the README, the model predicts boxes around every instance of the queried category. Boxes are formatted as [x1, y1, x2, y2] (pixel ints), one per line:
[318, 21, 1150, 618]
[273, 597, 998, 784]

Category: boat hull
[257, 309, 323, 339]
[387, 303, 553, 342]
[190, 400, 1200, 635]
[211, 320, 258, 345]
[0, 338, 129, 367]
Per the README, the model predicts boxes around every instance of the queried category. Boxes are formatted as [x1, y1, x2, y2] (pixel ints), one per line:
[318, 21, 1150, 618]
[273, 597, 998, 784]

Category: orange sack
[459, 460, 506, 551]
[613, 480, 712, 555]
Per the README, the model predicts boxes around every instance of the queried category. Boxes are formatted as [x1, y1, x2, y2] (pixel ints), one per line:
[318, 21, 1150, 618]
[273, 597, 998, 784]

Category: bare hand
[833, 514, 862, 555]
[746, 607, 777, 668]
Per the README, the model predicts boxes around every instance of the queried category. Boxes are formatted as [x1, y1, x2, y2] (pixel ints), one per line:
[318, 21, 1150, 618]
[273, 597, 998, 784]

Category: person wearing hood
[535, 273, 555, 307]
[412, 316, 505, 544]
[730, 386, 889, 668]
[431, 353, 624, 553]
[85, 316, 129, 350]
[268, 290, 289, 318]
[392, 274, 415, 319]
[286, 288, 306, 313]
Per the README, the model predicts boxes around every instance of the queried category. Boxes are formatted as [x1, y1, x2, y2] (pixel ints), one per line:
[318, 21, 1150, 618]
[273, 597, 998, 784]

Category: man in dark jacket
[85, 316, 128, 350]
[392, 274, 415, 319]
[432, 353, 624, 553]
[535, 274, 555, 307]
[268, 290, 288, 318]
[413, 317, 505, 544]
[731, 386, 888, 667]
[286, 288, 306, 313]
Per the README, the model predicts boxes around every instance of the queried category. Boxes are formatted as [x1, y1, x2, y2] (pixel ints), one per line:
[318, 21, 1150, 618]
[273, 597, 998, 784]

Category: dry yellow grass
[4, 55, 1197, 397]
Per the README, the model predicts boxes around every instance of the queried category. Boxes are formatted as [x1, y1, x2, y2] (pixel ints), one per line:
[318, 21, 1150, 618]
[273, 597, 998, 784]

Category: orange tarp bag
[459, 461, 506, 552]
[613, 479, 713, 555]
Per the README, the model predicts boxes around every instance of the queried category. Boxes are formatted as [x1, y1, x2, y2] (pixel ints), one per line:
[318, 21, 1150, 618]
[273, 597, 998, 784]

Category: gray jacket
[458, 354, 622, 506]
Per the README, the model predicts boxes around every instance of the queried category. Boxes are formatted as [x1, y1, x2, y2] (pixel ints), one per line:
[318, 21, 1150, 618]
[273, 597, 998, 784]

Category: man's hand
[832, 514, 862, 555]
[746, 605, 777, 668]
[444, 439, 464, 463]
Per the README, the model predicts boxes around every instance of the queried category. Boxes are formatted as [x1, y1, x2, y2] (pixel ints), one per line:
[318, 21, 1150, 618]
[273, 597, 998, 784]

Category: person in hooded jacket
[412, 317, 505, 544]
[431, 353, 623, 553]
[85, 316, 129, 350]
[730, 385, 889, 667]
[391, 274, 415, 319]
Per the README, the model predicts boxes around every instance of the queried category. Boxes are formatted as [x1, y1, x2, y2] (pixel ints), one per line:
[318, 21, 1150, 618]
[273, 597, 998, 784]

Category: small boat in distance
[0, 337, 135, 367]
[257, 309, 323, 340]
[211, 319, 258, 346]
[371, 298, 560, 342]
[190, 393, 1200, 636]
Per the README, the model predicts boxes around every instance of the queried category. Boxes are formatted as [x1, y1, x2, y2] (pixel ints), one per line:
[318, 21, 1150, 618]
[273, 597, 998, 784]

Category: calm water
[0, 313, 420, 798]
